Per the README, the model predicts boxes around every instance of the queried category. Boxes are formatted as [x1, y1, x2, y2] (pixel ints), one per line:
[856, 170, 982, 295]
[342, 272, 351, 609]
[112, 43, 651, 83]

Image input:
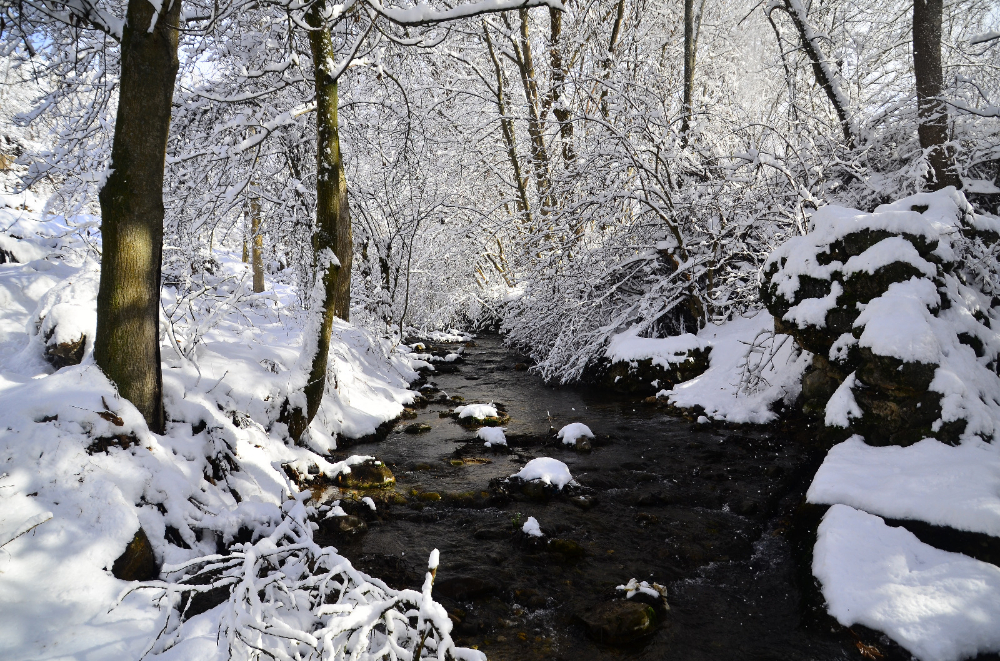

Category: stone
[404, 423, 432, 434]
[112, 528, 159, 581]
[336, 459, 395, 489]
[400, 408, 418, 420]
[570, 495, 598, 510]
[44, 333, 86, 369]
[547, 538, 586, 562]
[514, 363, 528, 371]
[592, 347, 711, 397]
[577, 600, 657, 645]
[315, 515, 368, 543]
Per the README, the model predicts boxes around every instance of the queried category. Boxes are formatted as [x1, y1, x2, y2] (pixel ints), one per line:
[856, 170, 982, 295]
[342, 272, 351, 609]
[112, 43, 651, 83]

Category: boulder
[577, 600, 657, 645]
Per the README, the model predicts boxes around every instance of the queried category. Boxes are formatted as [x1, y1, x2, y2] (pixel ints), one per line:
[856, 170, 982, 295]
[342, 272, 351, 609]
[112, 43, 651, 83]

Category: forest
[0, 0, 999, 659]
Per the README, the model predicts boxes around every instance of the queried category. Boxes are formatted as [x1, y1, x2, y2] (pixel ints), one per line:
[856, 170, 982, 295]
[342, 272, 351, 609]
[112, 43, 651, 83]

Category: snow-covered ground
[654, 310, 810, 423]
[0, 197, 475, 660]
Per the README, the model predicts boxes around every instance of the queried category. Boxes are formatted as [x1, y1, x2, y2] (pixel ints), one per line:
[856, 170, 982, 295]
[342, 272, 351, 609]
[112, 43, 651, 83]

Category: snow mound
[661, 311, 810, 423]
[807, 436, 1000, 537]
[522, 516, 543, 537]
[557, 422, 594, 445]
[476, 426, 507, 447]
[813, 504, 1000, 661]
[455, 403, 498, 420]
[513, 457, 574, 489]
[605, 330, 710, 368]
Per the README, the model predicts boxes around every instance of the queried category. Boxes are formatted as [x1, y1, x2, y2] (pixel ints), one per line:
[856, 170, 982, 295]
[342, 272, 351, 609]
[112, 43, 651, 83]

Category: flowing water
[324, 335, 890, 661]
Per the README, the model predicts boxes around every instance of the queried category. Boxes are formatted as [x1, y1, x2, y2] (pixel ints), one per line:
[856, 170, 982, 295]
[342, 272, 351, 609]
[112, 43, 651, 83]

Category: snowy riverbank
[0, 196, 477, 660]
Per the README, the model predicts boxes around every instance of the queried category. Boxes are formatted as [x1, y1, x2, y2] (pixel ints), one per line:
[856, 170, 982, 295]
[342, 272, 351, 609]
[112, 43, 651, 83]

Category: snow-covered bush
[139, 493, 482, 661]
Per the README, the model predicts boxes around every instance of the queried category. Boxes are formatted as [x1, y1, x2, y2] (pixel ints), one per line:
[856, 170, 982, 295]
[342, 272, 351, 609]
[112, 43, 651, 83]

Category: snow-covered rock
[557, 422, 594, 446]
[477, 426, 507, 447]
[522, 516, 543, 537]
[813, 504, 1000, 661]
[513, 457, 574, 489]
[455, 403, 498, 419]
[761, 188, 1000, 445]
[807, 435, 1000, 537]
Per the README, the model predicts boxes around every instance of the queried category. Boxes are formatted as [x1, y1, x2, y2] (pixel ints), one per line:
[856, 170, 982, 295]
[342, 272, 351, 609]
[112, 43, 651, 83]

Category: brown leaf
[856, 641, 884, 660]
[99, 396, 124, 426]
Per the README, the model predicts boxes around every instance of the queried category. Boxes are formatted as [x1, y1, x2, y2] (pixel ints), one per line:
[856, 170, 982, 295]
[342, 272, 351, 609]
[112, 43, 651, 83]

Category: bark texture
[250, 197, 265, 293]
[913, 0, 961, 190]
[283, 1, 353, 441]
[95, 0, 181, 434]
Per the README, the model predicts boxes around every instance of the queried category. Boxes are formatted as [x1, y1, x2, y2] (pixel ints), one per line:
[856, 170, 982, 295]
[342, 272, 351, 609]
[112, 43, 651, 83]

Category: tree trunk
[282, 0, 353, 441]
[681, 0, 695, 146]
[483, 23, 533, 223]
[779, 0, 855, 149]
[95, 0, 181, 434]
[547, 8, 574, 164]
[250, 197, 265, 293]
[913, 0, 961, 190]
[512, 9, 553, 213]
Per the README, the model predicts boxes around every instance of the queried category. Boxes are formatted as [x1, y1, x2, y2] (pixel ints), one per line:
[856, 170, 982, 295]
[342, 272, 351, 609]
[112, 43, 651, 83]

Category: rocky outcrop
[112, 528, 159, 581]
[762, 189, 1000, 445]
[589, 332, 711, 396]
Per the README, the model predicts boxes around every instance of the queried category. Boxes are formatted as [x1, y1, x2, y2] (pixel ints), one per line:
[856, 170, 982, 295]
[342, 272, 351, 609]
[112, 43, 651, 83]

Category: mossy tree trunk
[250, 197, 265, 293]
[913, 0, 961, 190]
[95, 0, 181, 434]
[282, 0, 353, 441]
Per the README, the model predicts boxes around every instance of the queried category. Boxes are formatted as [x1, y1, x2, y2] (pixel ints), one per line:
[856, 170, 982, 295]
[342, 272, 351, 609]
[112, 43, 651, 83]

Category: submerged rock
[315, 514, 368, 543]
[336, 459, 395, 489]
[577, 600, 657, 645]
[404, 423, 432, 434]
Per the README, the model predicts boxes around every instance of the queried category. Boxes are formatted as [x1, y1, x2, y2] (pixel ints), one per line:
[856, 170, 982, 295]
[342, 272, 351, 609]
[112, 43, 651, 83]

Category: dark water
[325, 335, 890, 661]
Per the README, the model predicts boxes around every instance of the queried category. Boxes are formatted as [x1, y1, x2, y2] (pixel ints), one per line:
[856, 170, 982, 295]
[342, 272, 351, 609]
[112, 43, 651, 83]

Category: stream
[323, 334, 873, 661]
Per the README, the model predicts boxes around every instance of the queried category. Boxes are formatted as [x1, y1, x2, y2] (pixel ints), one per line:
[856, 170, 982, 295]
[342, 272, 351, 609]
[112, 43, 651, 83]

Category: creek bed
[323, 335, 879, 661]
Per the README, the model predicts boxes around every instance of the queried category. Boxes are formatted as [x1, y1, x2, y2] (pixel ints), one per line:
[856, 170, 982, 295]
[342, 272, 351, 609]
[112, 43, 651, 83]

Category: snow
[784, 281, 842, 329]
[513, 457, 574, 489]
[476, 426, 506, 447]
[362, 496, 377, 511]
[807, 436, 1000, 537]
[556, 422, 593, 445]
[854, 277, 941, 364]
[813, 505, 1000, 661]
[617, 578, 668, 602]
[522, 516, 542, 537]
[661, 311, 811, 424]
[824, 373, 862, 428]
[0, 206, 442, 661]
[605, 329, 710, 369]
[454, 403, 498, 419]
